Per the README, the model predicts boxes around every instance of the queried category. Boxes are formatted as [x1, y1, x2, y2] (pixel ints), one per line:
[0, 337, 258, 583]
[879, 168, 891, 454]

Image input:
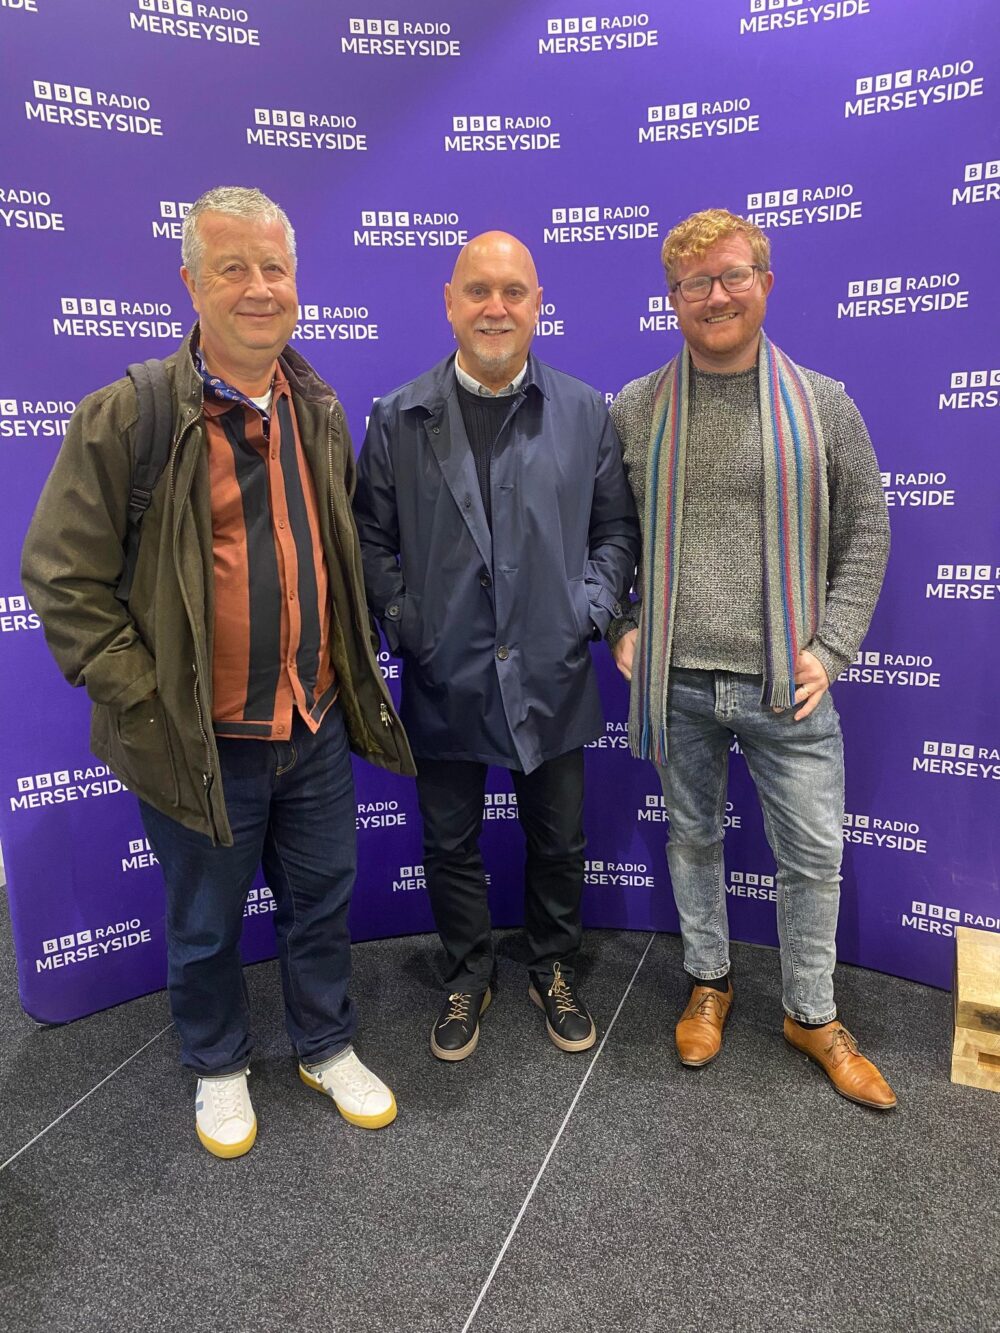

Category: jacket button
[432, 426, 440, 435]
[496, 645, 509, 661]
[480, 573, 492, 588]
[612, 601, 621, 616]
[387, 604, 400, 618]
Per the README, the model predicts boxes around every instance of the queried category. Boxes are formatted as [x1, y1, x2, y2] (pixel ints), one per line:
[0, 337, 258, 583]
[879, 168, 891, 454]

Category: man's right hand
[612, 628, 637, 681]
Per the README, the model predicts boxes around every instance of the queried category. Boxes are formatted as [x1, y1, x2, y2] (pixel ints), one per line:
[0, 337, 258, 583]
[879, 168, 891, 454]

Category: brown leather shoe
[675, 982, 733, 1067]
[783, 1018, 897, 1110]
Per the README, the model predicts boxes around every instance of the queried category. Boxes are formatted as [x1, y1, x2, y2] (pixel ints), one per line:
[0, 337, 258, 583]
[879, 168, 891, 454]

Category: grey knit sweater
[607, 359, 890, 685]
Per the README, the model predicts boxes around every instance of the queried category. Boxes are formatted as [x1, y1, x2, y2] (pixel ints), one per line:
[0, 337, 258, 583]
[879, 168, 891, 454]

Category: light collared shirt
[454, 355, 528, 398]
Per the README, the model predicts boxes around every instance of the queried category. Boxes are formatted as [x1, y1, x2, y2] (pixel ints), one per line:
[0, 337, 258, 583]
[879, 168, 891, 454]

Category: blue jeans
[655, 669, 844, 1024]
[140, 704, 357, 1076]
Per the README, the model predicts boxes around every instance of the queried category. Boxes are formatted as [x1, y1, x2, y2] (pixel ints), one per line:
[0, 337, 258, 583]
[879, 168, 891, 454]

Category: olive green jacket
[22, 328, 415, 845]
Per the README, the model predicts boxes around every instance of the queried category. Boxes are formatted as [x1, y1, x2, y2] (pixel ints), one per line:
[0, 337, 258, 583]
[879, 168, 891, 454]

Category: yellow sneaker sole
[298, 1065, 398, 1129]
[196, 1118, 257, 1159]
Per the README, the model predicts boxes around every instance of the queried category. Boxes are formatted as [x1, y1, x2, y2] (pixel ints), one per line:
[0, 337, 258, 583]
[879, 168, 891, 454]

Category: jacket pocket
[111, 696, 180, 809]
[568, 578, 594, 647]
[395, 590, 422, 658]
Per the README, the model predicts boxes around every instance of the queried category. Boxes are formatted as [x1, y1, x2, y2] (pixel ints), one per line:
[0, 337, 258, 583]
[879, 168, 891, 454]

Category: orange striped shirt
[202, 359, 336, 740]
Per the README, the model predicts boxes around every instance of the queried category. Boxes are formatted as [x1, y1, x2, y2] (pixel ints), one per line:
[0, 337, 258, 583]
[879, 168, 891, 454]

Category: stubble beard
[471, 330, 519, 377]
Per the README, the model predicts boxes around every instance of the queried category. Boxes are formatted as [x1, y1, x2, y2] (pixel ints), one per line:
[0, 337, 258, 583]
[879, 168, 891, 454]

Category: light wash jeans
[655, 669, 845, 1024]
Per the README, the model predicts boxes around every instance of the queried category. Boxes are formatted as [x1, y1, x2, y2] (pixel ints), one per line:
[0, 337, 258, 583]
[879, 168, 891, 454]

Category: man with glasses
[608, 208, 895, 1108]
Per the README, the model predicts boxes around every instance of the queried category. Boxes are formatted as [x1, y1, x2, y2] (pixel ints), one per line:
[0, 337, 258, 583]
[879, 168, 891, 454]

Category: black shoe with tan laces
[430, 987, 491, 1062]
[528, 962, 596, 1052]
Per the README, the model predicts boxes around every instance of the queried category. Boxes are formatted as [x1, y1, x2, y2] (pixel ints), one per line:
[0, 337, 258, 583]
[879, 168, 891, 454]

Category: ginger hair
[661, 208, 770, 284]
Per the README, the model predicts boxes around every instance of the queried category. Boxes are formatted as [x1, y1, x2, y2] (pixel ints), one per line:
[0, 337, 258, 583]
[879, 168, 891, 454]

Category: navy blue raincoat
[354, 354, 639, 773]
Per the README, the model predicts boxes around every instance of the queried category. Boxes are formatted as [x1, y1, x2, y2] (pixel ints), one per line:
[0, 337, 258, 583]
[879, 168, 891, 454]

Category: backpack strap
[116, 358, 174, 604]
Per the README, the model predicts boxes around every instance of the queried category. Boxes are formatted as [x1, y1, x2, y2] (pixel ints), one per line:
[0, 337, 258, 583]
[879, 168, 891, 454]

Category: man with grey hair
[180, 185, 297, 276]
[23, 186, 415, 1157]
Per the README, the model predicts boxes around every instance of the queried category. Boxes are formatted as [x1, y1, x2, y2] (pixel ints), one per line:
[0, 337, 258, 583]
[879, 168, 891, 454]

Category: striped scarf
[630, 335, 828, 763]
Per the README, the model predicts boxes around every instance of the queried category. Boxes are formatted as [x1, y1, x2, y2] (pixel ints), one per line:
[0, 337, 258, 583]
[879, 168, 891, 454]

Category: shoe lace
[547, 963, 584, 1019]
[441, 993, 473, 1026]
[207, 1076, 246, 1124]
[824, 1024, 860, 1068]
[692, 991, 725, 1020]
[328, 1055, 377, 1099]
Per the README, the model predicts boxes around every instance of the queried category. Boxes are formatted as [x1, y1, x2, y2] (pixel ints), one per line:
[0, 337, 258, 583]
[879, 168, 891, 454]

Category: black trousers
[414, 750, 586, 992]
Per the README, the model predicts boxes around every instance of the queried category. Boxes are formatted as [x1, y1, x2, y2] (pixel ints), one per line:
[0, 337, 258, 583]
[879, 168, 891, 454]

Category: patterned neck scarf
[195, 347, 274, 419]
[630, 334, 829, 763]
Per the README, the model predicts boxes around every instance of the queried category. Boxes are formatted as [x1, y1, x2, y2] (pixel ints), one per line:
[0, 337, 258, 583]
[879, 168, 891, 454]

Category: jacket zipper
[325, 403, 393, 748]
[169, 415, 216, 803]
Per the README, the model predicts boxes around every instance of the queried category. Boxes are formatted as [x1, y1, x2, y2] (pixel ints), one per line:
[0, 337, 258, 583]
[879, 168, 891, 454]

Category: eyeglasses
[670, 264, 764, 303]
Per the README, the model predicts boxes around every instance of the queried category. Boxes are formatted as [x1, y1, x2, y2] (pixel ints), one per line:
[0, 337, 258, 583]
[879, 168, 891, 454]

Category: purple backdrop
[2, 0, 998, 1023]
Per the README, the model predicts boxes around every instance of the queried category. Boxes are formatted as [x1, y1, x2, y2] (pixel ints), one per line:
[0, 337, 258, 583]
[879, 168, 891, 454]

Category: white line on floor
[461, 932, 657, 1332]
[0, 1022, 174, 1174]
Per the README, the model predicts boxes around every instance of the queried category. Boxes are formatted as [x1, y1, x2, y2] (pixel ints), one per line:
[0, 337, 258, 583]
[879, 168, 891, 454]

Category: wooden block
[951, 1025, 1000, 1093]
[951, 926, 1000, 1092]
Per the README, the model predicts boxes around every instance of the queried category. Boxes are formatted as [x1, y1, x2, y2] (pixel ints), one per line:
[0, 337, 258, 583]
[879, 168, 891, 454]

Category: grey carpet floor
[1, 889, 997, 1333]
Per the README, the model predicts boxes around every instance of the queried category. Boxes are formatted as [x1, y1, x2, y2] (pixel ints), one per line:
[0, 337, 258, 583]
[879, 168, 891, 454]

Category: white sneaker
[195, 1068, 257, 1159]
[299, 1049, 397, 1129]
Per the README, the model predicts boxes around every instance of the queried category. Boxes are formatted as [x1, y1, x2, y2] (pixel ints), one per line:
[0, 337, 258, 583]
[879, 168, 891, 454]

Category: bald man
[354, 233, 639, 1060]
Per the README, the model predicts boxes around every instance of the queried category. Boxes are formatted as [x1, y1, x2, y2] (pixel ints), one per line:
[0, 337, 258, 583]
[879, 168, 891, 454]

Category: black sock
[692, 974, 730, 994]
[792, 1017, 830, 1030]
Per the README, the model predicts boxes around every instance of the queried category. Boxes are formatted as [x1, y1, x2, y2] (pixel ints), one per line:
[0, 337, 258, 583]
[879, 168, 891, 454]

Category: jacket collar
[395, 351, 550, 414]
[172, 324, 338, 410]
